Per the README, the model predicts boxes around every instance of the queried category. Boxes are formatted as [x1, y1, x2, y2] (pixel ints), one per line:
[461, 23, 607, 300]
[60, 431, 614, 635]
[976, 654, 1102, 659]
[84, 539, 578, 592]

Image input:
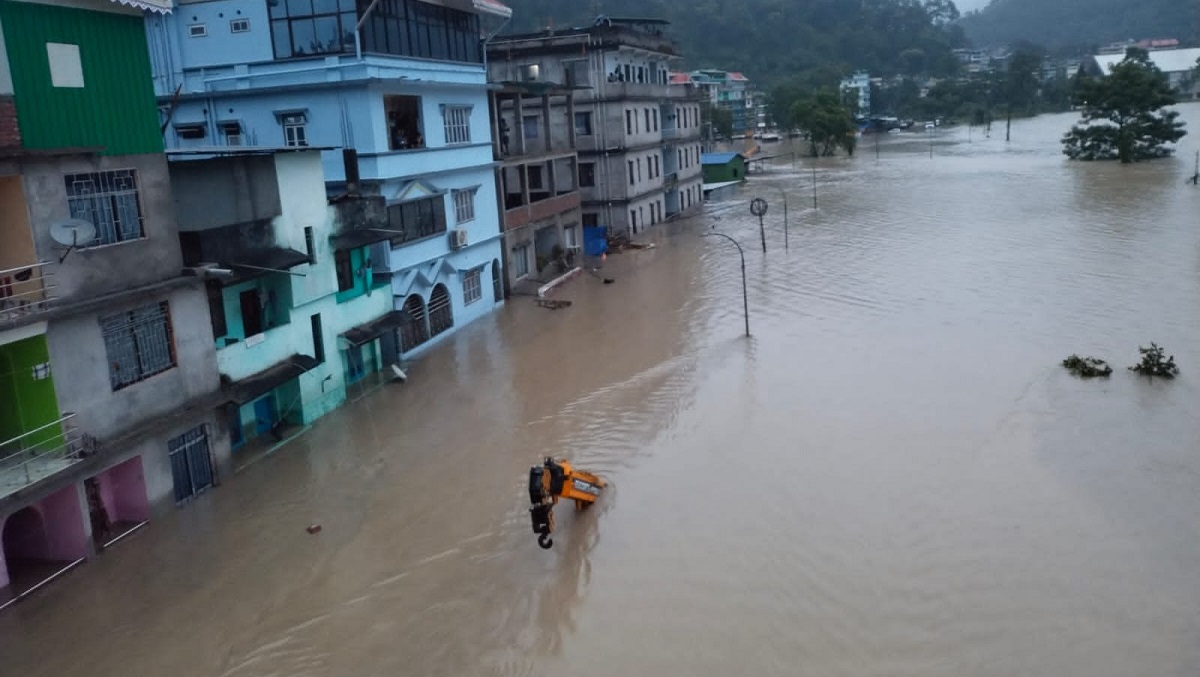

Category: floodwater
[4, 108, 1200, 677]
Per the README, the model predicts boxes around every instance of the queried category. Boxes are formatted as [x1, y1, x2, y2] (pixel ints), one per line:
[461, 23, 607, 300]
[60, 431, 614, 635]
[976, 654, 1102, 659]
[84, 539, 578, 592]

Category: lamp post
[764, 185, 789, 250]
[703, 231, 750, 337]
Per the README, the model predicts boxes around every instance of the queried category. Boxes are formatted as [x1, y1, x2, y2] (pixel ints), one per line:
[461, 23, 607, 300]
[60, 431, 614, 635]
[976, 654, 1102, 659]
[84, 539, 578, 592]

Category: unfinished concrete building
[488, 17, 705, 237]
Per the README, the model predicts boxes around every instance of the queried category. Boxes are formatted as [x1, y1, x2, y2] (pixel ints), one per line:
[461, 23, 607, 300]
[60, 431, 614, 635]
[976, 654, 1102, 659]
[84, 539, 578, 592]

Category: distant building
[689, 70, 754, 137]
[489, 18, 706, 236]
[1, 0, 230, 602]
[1092, 47, 1200, 99]
[840, 71, 871, 115]
[701, 152, 746, 184]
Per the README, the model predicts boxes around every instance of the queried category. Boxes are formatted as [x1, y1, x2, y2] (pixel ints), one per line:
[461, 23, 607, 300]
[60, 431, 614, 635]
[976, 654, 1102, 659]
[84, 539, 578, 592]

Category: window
[442, 105, 472, 144]
[630, 210, 637, 229]
[521, 64, 541, 81]
[46, 43, 84, 88]
[492, 259, 502, 302]
[522, 115, 539, 140]
[188, 23, 207, 37]
[335, 249, 355, 292]
[574, 111, 593, 136]
[564, 226, 578, 249]
[428, 283, 453, 337]
[221, 121, 242, 146]
[399, 294, 429, 352]
[644, 108, 650, 132]
[453, 188, 475, 223]
[652, 155, 659, 178]
[303, 226, 316, 263]
[282, 113, 307, 147]
[462, 268, 482, 305]
[565, 59, 589, 86]
[636, 157, 642, 182]
[582, 213, 599, 227]
[528, 165, 544, 190]
[579, 163, 595, 187]
[385, 95, 424, 150]
[386, 195, 448, 246]
[513, 243, 530, 277]
[628, 160, 634, 186]
[168, 425, 213, 503]
[101, 301, 176, 390]
[65, 170, 144, 246]
[230, 18, 250, 33]
[653, 109, 659, 131]
[311, 313, 325, 364]
[268, 0, 355, 59]
[31, 362, 50, 380]
[176, 124, 206, 140]
[626, 110, 632, 135]
[358, 0, 483, 63]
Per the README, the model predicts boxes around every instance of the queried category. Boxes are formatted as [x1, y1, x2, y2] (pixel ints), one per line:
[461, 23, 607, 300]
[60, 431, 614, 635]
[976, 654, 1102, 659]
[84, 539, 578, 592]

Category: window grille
[443, 105, 472, 144]
[453, 188, 475, 223]
[428, 284, 453, 337]
[65, 169, 144, 246]
[462, 269, 481, 305]
[100, 301, 176, 390]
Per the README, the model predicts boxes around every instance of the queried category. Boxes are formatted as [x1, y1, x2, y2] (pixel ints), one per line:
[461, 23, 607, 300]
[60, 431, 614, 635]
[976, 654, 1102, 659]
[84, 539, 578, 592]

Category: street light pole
[749, 197, 769, 254]
[703, 231, 750, 337]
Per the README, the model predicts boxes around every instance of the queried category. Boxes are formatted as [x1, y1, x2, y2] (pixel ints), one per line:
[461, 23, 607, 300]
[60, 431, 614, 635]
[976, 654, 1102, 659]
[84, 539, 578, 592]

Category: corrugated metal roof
[106, 0, 172, 13]
[1094, 48, 1200, 75]
[701, 152, 740, 164]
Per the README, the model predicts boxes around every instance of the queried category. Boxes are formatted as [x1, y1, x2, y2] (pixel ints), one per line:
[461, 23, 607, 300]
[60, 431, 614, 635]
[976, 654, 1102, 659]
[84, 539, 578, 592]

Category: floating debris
[1062, 354, 1113, 378]
[1129, 343, 1179, 378]
[306, 524, 323, 534]
[536, 299, 572, 310]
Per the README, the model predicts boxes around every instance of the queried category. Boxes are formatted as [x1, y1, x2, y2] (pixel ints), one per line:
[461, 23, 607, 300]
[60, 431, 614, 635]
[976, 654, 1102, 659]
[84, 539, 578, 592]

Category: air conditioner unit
[450, 229, 468, 249]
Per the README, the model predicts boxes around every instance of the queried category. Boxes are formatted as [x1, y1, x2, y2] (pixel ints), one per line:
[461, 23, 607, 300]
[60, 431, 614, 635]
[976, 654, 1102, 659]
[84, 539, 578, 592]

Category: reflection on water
[3, 108, 1200, 677]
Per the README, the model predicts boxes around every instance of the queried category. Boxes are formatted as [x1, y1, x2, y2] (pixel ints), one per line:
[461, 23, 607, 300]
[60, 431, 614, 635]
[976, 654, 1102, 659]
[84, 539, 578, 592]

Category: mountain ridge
[958, 0, 1196, 51]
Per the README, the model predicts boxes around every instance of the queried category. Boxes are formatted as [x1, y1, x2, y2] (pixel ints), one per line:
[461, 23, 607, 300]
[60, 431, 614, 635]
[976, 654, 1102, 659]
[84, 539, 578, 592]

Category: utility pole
[811, 167, 818, 209]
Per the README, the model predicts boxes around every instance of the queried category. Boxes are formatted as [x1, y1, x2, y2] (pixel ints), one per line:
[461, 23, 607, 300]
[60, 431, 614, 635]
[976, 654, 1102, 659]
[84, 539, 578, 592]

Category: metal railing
[0, 261, 58, 322]
[0, 413, 93, 494]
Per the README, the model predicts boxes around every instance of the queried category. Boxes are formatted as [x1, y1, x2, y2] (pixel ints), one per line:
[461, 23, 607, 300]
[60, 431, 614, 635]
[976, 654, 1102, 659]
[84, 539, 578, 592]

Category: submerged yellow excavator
[528, 458, 606, 549]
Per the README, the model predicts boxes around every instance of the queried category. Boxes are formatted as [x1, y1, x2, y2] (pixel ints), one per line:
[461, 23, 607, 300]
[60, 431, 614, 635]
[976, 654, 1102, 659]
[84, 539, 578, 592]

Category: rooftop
[1094, 47, 1200, 75]
[701, 152, 741, 165]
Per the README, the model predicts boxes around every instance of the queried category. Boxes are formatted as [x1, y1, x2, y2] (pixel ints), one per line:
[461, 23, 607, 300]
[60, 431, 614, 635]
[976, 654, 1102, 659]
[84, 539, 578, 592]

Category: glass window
[386, 194, 448, 246]
[522, 115, 539, 140]
[462, 269, 481, 305]
[268, 0, 355, 59]
[579, 163, 595, 187]
[385, 95, 424, 150]
[513, 243, 530, 277]
[574, 111, 592, 136]
[453, 188, 475, 223]
[443, 105, 471, 144]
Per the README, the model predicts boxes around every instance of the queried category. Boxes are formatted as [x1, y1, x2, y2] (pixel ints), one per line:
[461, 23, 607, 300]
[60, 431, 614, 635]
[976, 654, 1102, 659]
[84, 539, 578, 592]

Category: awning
[107, 0, 172, 13]
[223, 354, 319, 406]
[330, 229, 394, 251]
[220, 247, 310, 285]
[340, 311, 407, 347]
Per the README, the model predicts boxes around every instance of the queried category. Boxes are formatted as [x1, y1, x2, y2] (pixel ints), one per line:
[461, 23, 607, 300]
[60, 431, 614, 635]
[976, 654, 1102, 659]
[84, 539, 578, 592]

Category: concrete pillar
[489, 90, 502, 160]
[541, 94, 552, 153]
[566, 94, 577, 149]
[520, 163, 530, 207]
[514, 94, 526, 155]
[547, 159, 556, 196]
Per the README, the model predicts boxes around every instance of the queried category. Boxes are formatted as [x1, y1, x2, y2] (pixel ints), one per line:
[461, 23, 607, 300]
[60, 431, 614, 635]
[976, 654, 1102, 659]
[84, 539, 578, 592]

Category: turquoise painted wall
[214, 275, 294, 348]
[0, 335, 62, 447]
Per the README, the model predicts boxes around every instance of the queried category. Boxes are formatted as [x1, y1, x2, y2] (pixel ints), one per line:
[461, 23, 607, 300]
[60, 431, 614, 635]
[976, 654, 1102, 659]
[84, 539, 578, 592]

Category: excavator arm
[528, 457, 606, 549]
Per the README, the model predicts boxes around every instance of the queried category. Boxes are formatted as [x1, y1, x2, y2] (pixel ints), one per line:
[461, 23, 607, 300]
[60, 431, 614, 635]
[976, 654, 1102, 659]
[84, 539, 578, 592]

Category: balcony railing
[0, 413, 92, 498]
[504, 191, 581, 230]
[0, 262, 57, 323]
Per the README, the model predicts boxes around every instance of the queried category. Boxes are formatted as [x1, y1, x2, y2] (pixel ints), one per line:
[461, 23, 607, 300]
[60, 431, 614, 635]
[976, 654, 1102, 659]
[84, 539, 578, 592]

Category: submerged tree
[792, 90, 856, 157]
[1062, 49, 1186, 163]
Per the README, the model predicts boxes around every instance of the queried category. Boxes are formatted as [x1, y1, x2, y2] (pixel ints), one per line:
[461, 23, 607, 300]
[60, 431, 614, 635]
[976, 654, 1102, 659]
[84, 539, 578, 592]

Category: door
[240, 289, 263, 337]
[168, 426, 214, 503]
[346, 345, 365, 383]
[228, 405, 245, 449]
[253, 396, 277, 436]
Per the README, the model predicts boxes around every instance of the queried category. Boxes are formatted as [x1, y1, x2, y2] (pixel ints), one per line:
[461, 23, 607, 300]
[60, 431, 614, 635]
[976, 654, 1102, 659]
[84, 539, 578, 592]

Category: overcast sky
[955, 0, 989, 12]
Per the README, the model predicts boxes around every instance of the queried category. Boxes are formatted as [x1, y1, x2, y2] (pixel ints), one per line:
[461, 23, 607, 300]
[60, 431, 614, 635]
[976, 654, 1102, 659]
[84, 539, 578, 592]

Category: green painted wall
[702, 159, 746, 184]
[0, 335, 62, 448]
[0, 1, 162, 155]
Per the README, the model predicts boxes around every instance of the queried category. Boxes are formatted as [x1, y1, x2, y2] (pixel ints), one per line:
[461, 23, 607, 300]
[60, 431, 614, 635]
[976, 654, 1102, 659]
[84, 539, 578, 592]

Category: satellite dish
[49, 218, 97, 263]
[50, 218, 97, 247]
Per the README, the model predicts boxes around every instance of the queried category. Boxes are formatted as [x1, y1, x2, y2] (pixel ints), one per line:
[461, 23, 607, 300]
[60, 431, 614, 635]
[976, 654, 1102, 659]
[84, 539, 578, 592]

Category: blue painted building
[145, 0, 510, 359]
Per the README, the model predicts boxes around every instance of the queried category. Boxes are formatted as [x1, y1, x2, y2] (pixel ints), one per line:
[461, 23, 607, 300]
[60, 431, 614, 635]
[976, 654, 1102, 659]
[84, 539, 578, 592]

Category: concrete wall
[45, 284, 219, 442]
[21, 153, 182, 302]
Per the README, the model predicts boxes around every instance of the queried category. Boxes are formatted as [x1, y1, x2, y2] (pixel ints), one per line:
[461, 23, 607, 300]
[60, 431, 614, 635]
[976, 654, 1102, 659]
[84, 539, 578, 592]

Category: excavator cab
[528, 457, 606, 549]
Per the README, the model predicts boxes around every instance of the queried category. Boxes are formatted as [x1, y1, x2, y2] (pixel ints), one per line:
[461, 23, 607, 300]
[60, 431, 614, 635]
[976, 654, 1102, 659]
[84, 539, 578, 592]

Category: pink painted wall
[97, 457, 150, 523]
[38, 485, 88, 561]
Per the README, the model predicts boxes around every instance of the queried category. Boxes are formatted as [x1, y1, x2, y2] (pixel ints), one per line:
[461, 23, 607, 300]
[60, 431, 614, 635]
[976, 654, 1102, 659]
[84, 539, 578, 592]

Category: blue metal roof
[701, 152, 741, 165]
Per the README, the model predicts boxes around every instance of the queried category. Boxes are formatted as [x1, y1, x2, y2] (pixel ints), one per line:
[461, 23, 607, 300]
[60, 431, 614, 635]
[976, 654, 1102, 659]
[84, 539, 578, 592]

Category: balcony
[0, 413, 90, 500]
[0, 262, 57, 325]
[504, 191, 581, 230]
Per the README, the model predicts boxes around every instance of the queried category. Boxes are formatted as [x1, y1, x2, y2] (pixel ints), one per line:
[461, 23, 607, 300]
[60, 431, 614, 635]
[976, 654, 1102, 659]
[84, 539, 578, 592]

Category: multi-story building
[840, 71, 872, 115]
[145, 0, 510, 361]
[690, 69, 752, 137]
[488, 17, 704, 236]
[167, 147, 395, 460]
[0, 0, 230, 603]
[490, 83, 582, 295]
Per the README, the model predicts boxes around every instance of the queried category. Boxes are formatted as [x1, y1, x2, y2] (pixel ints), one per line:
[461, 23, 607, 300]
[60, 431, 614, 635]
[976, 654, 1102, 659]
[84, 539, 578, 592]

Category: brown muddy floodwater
[3, 109, 1200, 677]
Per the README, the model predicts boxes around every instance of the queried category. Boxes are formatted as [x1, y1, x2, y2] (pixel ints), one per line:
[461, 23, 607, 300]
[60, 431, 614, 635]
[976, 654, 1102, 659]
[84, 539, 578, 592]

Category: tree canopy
[1062, 49, 1187, 163]
[501, 0, 967, 86]
[958, 0, 1194, 51]
[790, 90, 857, 157]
